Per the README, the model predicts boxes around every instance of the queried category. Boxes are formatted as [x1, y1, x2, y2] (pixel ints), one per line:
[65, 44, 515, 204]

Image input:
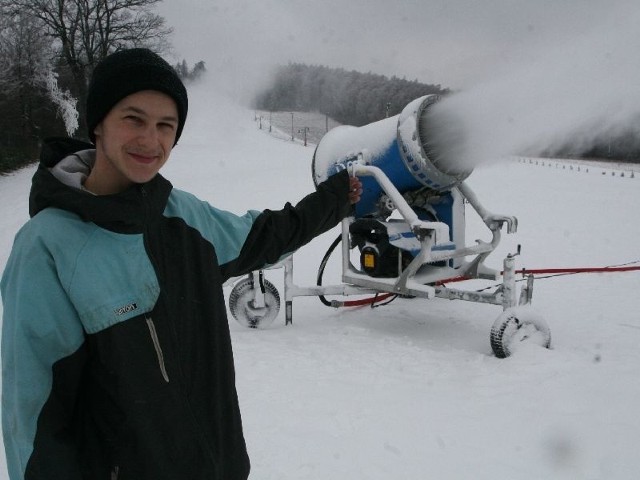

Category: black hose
[316, 234, 343, 306]
[316, 232, 399, 308]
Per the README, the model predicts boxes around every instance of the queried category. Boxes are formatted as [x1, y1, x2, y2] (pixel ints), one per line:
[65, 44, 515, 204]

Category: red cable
[517, 266, 640, 275]
[435, 265, 640, 286]
[341, 293, 395, 307]
[435, 275, 471, 285]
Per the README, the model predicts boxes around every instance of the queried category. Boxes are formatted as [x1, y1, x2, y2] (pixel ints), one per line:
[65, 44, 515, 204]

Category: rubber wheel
[229, 277, 281, 328]
[490, 307, 551, 358]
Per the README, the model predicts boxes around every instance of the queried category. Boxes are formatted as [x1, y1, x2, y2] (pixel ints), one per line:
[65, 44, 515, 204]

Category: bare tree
[1, 0, 172, 138]
[0, 13, 55, 147]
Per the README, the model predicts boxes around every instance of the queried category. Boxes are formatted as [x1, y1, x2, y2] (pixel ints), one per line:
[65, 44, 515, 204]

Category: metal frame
[280, 164, 532, 325]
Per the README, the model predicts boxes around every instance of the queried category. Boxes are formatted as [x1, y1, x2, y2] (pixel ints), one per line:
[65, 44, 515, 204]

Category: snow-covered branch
[41, 68, 79, 137]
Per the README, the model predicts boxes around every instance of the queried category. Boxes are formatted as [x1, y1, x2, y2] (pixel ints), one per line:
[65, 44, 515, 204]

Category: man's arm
[219, 170, 355, 280]
[1, 227, 86, 479]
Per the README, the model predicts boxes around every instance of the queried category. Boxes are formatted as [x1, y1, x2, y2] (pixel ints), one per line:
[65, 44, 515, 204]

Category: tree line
[0, 0, 205, 174]
[253, 63, 450, 127]
[254, 63, 639, 162]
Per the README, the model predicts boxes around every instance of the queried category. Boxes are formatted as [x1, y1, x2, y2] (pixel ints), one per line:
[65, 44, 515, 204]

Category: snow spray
[424, 3, 640, 171]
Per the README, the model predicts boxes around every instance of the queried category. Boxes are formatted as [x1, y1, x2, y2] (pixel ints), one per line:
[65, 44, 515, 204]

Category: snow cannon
[312, 94, 470, 273]
[228, 95, 552, 360]
[312, 95, 472, 219]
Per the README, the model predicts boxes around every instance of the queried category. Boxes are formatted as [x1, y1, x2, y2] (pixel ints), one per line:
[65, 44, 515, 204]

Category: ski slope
[1, 81, 639, 479]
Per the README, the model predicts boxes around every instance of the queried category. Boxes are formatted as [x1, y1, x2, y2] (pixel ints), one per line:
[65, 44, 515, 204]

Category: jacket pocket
[145, 316, 170, 383]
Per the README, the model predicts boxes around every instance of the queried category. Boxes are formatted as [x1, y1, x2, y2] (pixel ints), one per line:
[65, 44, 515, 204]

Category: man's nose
[139, 124, 160, 145]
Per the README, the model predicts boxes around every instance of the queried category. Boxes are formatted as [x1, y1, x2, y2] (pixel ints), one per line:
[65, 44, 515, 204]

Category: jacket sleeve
[1, 225, 86, 480]
[219, 169, 352, 280]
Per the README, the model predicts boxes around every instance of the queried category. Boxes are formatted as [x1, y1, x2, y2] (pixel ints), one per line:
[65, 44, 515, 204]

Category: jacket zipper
[139, 184, 219, 469]
[146, 316, 170, 383]
[140, 186, 169, 384]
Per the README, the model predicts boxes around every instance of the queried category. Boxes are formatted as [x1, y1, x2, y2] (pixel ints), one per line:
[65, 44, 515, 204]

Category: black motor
[349, 219, 414, 278]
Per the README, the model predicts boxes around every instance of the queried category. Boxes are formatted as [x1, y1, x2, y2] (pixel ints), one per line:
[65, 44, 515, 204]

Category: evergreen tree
[253, 63, 450, 126]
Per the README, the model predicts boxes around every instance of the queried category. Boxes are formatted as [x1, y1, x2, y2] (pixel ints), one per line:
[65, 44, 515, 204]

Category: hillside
[1, 81, 639, 479]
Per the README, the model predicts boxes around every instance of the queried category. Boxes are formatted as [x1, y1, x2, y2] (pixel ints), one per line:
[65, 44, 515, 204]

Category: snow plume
[41, 69, 79, 137]
[426, 2, 640, 171]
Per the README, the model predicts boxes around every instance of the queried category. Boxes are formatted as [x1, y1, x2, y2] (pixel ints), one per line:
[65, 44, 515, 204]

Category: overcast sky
[158, 0, 637, 94]
[157, 0, 640, 168]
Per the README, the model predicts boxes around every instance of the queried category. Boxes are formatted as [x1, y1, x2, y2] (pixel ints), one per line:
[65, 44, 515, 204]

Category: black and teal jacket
[1, 137, 352, 480]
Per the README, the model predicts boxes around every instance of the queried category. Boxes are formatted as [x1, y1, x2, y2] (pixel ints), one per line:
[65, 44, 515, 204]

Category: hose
[435, 262, 640, 290]
[517, 265, 640, 276]
[316, 234, 342, 307]
[316, 234, 396, 308]
[317, 239, 640, 306]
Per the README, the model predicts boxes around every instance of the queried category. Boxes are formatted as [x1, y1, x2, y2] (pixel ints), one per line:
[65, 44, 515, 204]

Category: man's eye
[159, 122, 176, 131]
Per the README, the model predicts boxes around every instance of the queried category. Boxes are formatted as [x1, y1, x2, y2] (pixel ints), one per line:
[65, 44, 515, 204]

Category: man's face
[91, 90, 179, 194]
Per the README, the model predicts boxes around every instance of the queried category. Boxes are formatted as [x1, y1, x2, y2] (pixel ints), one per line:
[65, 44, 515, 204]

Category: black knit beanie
[86, 48, 188, 145]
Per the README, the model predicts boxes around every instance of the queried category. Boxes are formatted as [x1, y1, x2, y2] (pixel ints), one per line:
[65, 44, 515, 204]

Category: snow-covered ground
[1, 81, 639, 479]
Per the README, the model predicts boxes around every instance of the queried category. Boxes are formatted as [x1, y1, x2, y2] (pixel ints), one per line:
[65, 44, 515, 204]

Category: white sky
[158, 0, 637, 93]
[158, 0, 640, 163]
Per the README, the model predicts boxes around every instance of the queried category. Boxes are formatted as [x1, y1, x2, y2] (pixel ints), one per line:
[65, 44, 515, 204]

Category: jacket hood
[29, 137, 172, 233]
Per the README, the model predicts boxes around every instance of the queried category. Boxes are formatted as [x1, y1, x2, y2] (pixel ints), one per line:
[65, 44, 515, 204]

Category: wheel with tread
[229, 277, 280, 329]
[490, 306, 551, 358]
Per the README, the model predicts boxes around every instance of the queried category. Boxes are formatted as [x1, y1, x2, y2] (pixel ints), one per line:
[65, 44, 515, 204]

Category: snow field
[1, 80, 639, 479]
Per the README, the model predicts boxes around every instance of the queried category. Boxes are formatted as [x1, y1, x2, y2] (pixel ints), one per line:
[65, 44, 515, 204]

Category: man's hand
[348, 176, 363, 204]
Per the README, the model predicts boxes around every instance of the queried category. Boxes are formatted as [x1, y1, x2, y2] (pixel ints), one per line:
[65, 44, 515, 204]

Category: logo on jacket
[114, 302, 138, 316]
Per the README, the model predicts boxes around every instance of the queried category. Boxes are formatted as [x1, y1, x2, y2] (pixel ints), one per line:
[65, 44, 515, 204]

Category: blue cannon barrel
[312, 95, 472, 218]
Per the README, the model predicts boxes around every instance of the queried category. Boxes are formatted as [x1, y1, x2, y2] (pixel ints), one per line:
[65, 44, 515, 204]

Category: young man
[1, 48, 362, 480]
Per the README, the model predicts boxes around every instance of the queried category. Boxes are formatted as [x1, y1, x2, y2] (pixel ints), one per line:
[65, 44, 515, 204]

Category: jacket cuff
[316, 169, 352, 220]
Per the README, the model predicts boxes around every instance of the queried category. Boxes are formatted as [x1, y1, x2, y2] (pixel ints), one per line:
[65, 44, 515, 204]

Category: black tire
[490, 307, 551, 358]
[229, 277, 281, 329]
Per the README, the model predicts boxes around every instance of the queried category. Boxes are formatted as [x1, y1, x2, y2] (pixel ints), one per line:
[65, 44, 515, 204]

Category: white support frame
[275, 164, 528, 324]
